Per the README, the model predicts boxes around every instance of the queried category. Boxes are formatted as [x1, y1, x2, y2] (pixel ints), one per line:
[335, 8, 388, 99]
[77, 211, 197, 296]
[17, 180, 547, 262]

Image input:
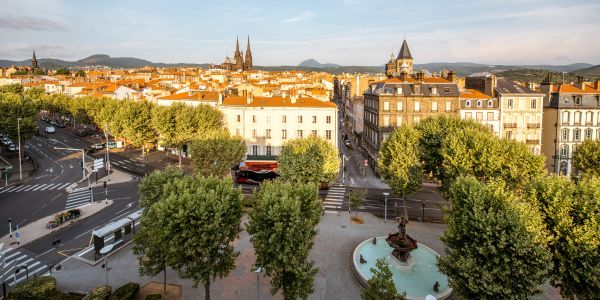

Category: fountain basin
[352, 237, 452, 300]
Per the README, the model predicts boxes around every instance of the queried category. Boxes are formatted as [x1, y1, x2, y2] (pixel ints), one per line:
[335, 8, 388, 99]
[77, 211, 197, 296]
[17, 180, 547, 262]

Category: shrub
[242, 195, 254, 208]
[145, 294, 163, 300]
[109, 282, 139, 300]
[83, 285, 111, 300]
[8, 276, 57, 299]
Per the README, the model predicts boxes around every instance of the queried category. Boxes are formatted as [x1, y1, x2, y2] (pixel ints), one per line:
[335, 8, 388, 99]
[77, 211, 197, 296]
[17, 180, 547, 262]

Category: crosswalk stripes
[0, 182, 73, 194]
[65, 188, 92, 209]
[323, 185, 346, 213]
[0, 248, 48, 287]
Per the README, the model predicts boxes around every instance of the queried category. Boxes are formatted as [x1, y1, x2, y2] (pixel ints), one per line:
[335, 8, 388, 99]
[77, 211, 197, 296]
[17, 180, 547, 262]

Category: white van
[45, 126, 56, 134]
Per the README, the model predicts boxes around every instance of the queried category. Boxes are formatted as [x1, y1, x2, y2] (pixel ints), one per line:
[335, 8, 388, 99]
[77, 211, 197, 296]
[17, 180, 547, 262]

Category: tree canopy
[361, 258, 407, 300]
[572, 140, 600, 178]
[378, 125, 422, 199]
[277, 136, 340, 185]
[189, 129, 246, 178]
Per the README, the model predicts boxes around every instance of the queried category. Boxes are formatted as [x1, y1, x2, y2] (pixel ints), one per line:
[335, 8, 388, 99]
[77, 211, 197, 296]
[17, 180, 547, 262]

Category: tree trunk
[178, 146, 182, 168]
[204, 281, 210, 300]
[163, 267, 167, 292]
[141, 144, 145, 158]
[404, 196, 408, 220]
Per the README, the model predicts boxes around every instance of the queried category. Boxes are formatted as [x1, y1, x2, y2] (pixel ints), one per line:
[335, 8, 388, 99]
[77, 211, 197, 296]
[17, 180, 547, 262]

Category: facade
[362, 73, 460, 174]
[540, 79, 600, 176]
[221, 95, 338, 161]
[495, 78, 544, 154]
[459, 88, 500, 136]
[220, 36, 253, 71]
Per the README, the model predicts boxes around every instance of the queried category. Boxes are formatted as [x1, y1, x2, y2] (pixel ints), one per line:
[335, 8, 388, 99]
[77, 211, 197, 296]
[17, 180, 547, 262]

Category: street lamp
[382, 192, 390, 223]
[17, 117, 22, 180]
[100, 244, 114, 286]
[252, 265, 264, 300]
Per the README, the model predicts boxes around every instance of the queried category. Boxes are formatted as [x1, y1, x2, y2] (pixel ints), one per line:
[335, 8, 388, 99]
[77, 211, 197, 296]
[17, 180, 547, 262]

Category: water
[354, 237, 450, 299]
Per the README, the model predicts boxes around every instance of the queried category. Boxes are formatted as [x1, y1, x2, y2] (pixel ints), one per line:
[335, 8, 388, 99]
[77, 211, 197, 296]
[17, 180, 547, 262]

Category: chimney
[576, 76, 586, 90]
[218, 93, 223, 105]
[448, 71, 456, 83]
[290, 95, 297, 104]
[400, 71, 407, 81]
[595, 80, 600, 91]
[247, 94, 253, 104]
[417, 71, 424, 82]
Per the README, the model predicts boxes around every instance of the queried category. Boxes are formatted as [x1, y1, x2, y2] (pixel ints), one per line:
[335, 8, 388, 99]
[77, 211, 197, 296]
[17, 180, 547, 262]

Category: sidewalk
[0, 154, 37, 186]
[0, 200, 113, 249]
[340, 126, 390, 189]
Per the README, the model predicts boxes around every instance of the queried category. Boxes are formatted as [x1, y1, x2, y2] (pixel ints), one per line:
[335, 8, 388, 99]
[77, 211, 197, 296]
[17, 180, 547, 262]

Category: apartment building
[459, 88, 500, 136]
[540, 79, 600, 175]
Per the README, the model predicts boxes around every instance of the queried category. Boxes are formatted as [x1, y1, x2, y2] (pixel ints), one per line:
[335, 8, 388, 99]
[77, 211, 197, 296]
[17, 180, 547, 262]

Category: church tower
[234, 36, 244, 70]
[396, 39, 413, 75]
[244, 36, 253, 71]
[32, 50, 39, 70]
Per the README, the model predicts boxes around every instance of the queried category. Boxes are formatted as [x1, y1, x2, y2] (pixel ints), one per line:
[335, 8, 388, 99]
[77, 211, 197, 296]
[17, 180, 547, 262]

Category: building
[220, 36, 253, 71]
[540, 77, 600, 176]
[495, 78, 544, 154]
[459, 88, 500, 136]
[385, 39, 414, 78]
[221, 95, 338, 162]
[32, 50, 38, 70]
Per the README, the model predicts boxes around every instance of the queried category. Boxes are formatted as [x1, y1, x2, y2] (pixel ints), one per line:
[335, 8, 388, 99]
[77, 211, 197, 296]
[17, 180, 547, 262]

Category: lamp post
[382, 192, 390, 223]
[252, 265, 264, 300]
[17, 117, 22, 180]
[100, 244, 114, 286]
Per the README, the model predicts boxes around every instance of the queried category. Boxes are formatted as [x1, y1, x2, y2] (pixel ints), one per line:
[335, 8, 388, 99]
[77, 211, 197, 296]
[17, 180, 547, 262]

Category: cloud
[283, 11, 316, 23]
[0, 16, 66, 31]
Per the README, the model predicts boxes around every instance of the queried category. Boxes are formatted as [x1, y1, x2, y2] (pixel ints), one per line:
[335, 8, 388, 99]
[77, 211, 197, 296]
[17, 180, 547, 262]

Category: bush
[83, 285, 111, 300]
[145, 294, 163, 300]
[242, 195, 254, 208]
[8, 276, 57, 299]
[109, 282, 139, 300]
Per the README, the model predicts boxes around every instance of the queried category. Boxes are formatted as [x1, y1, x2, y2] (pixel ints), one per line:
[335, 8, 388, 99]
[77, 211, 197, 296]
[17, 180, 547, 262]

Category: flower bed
[47, 209, 81, 229]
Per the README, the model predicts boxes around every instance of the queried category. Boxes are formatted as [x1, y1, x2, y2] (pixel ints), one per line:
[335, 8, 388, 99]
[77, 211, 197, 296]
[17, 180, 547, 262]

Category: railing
[503, 123, 517, 128]
[527, 123, 541, 129]
[526, 139, 539, 145]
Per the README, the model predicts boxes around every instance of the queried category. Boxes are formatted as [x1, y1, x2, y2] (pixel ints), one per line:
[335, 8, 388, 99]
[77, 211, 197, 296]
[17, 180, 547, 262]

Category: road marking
[31, 184, 48, 191]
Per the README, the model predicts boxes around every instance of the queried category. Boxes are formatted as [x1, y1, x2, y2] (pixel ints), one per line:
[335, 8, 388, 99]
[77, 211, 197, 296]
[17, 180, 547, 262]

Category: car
[1, 138, 11, 146]
[8, 143, 17, 152]
[41, 116, 48, 122]
[50, 120, 59, 126]
[74, 129, 88, 137]
[91, 143, 104, 150]
[344, 140, 352, 149]
[57, 123, 66, 128]
[45, 126, 56, 134]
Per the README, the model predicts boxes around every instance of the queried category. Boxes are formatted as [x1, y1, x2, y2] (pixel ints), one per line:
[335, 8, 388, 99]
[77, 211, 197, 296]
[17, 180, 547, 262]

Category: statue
[372, 237, 377, 245]
[386, 215, 417, 263]
[433, 281, 440, 293]
[360, 254, 367, 264]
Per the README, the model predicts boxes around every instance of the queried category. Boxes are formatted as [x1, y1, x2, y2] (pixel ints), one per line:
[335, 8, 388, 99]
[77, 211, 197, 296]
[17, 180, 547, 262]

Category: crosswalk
[65, 188, 92, 209]
[111, 158, 145, 167]
[0, 248, 48, 287]
[0, 182, 74, 194]
[323, 185, 346, 213]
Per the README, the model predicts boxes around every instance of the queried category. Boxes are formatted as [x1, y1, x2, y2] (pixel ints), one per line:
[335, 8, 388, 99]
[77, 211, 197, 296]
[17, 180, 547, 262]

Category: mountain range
[1, 55, 598, 82]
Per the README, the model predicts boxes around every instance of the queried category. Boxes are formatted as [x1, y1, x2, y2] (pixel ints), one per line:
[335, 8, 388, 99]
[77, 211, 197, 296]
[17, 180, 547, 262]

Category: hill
[497, 66, 600, 83]
[298, 59, 341, 68]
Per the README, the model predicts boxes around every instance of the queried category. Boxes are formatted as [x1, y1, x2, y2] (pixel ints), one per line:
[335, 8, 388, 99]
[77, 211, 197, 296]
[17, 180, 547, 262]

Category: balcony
[503, 123, 517, 129]
[527, 123, 541, 129]
[526, 139, 539, 145]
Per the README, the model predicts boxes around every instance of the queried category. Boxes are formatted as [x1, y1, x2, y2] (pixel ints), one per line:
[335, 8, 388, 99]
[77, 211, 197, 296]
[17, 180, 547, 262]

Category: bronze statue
[360, 254, 367, 264]
[433, 281, 440, 293]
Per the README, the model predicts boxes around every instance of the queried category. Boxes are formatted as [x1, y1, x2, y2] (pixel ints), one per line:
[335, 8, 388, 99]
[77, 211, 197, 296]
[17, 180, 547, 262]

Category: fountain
[352, 215, 452, 300]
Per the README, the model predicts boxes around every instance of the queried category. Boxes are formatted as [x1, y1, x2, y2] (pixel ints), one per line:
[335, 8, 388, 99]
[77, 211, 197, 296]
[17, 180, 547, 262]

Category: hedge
[8, 276, 57, 299]
[83, 285, 111, 300]
[145, 294, 163, 300]
[109, 282, 139, 300]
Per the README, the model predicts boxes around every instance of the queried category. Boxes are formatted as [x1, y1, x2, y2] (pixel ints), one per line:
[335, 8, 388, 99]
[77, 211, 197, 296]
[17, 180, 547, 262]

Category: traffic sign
[93, 158, 104, 172]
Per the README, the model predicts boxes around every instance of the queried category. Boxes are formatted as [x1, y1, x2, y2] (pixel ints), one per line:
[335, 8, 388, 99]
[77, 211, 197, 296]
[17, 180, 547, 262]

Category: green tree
[525, 175, 600, 299]
[189, 130, 246, 178]
[151, 105, 177, 155]
[55, 68, 70, 75]
[378, 126, 422, 217]
[138, 167, 184, 209]
[349, 189, 366, 218]
[138, 176, 243, 300]
[76, 70, 86, 77]
[118, 100, 155, 156]
[278, 136, 340, 185]
[0, 83, 24, 94]
[361, 258, 407, 300]
[438, 177, 551, 300]
[247, 180, 322, 300]
[0, 92, 39, 141]
[573, 140, 600, 178]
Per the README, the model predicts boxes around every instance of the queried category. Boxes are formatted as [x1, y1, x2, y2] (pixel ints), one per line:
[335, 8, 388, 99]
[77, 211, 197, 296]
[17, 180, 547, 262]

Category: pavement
[0, 153, 37, 186]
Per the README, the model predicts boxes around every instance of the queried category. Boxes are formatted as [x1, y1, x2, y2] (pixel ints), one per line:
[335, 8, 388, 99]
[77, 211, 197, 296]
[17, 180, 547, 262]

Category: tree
[0, 92, 39, 141]
[349, 189, 366, 218]
[118, 100, 155, 156]
[75, 70, 86, 77]
[525, 175, 600, 299]
[247, 180, 322, 300]
[138, 176, 243, 300]
[573, 140, 600, 178]
[189, 130, 246, 178]
[55, 68, 70, 76]
[138, 167, 184, 209]
[278, 136, 340, 185]
[378, 126, 422, 217]
[0, 83, 24, 94]
[361, 259, 407, 300]
[438, 177, 551, 300]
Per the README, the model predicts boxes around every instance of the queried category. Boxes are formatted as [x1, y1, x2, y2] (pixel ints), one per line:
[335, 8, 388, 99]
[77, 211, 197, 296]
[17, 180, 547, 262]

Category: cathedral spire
[244, 35, 253, 71]
[397, 38, 413, 60]
[32, 49, 38, 69]
[235, 36, 241, 57]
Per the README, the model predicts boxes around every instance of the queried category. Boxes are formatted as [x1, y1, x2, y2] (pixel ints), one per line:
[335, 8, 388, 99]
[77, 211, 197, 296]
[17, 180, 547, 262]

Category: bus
[235, 169, 279, 184]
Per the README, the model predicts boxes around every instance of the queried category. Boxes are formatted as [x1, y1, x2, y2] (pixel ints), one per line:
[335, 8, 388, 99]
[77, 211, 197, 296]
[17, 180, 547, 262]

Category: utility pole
[17, 117, 22, 180]
[383, 192, 389, 223]
[105, 123, 111, 181]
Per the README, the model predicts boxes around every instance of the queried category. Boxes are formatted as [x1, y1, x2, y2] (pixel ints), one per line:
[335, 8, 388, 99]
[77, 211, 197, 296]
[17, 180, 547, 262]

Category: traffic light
[103, 181, 107, 188]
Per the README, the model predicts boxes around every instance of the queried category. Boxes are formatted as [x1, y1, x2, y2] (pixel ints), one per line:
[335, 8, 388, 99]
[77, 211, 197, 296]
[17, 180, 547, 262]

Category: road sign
[93, 158, 104, 172]
[364, 159, 368, 167]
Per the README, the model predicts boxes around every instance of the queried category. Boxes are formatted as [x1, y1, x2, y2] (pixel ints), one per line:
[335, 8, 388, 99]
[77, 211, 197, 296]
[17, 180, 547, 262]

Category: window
[326, 116, 331, 124]
[312, 116, 317, 124]
[465, 112, 472, 119]
[397, 101, 403, 111]
[397, 87, 403, 94]
[562, 111, 570, 124]
[431, 101, 438, 112]
[282, 129, 287, 140]
[487, 100, 493, 107]
[396, 115, 403, 125]
[414, 85, 421, 94]
[252, 129, 257, 139]
[236, 115, 241, 122]
[476, 100, 482, 107]
[574, 96, 582, 105]
[297, 130, 303, 138]
[575, 111, 582, 124]
[252, 145, 258, 155]
[560, 145, 569, 158]
[573, 128, 581, 141]
[266, 129, 271, 139]
[383, 115, 390, 127]
[445, 101, 452, 111]
[413, 116, 421, 123]
[505, 131, 513, 140]
[507, 99, 513, 109]
[266, 146, 272, 156]
[266, 116, 271, 123]
[298, 115, 303, 123]
[383, 101, 390, 111]
[476, 112, 483, 121]
[586, 111, 593, 124]
[465, 100, 471, 107]
[585, 128, 593, 140]
[282, 115, 287, 123]
[414, 101, 420, 112]
[431, 87, 438, 95]
[326, 130, 332, 140]
[252, 115, 256, 123]
[236, 128, 240, 136]
[487, 112, 494, 120]
[597, 129, 600, 139]
[312, 130, 317, 136]
[530, 99, 537, 109]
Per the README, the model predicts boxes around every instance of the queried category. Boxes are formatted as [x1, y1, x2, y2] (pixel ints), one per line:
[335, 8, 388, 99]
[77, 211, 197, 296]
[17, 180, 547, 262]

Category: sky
[1, 0, 600, 66]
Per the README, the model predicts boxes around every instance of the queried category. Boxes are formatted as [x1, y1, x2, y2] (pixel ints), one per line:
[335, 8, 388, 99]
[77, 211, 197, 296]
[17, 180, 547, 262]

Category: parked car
[56, 123, 66, 128]
[91, 143, 104, 150]
[45, 126, 56, 134]
[50, 120, 59, 126]
[344, 140, 352, 149]
[8, 143, 17, 152]
[41, 116, 49, 122]
[1, 137, 12, 145]
[74, 129, 88, 137]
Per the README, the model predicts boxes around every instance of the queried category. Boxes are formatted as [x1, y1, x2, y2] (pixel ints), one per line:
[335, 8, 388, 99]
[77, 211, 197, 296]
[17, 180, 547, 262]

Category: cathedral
[385, 39, 413, 78]
[220, 36, 253, 71]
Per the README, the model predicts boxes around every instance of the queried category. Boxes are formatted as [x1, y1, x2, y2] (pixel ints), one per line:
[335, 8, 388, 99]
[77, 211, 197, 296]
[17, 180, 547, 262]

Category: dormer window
[465, 100, 471, 107]
[487, 100, 493, 107]
[476, 100, 482, 107]
[397, 87, 403, 94]
[371, 84, 377, 92]
[414, 85, 421, 95]
[574, 96, 582, 105]
[431, 86, 438, 95]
